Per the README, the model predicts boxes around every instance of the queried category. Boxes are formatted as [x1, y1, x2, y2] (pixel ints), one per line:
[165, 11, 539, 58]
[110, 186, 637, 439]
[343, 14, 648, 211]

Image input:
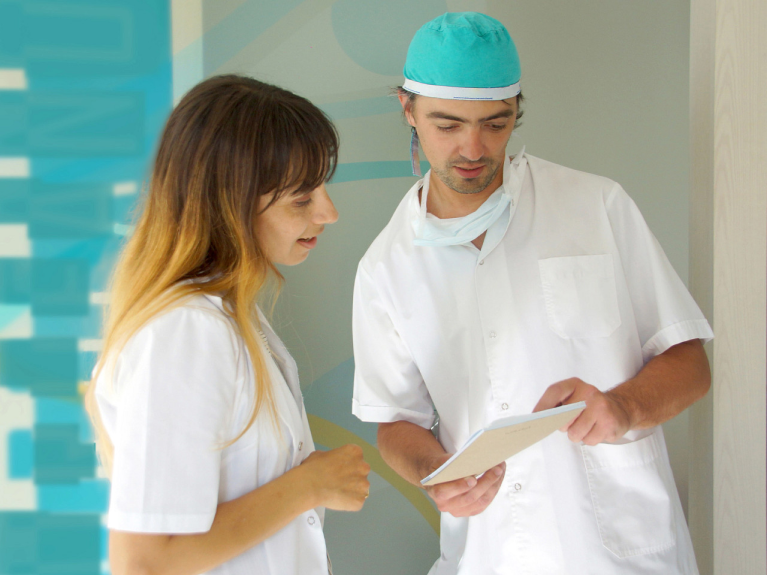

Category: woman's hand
[300, 444, 371, 511]
[110, 445, 370, 575]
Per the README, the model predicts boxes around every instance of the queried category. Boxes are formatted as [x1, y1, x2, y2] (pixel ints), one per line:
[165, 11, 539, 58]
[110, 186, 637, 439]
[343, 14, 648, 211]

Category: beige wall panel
[712, 0, 767, 573]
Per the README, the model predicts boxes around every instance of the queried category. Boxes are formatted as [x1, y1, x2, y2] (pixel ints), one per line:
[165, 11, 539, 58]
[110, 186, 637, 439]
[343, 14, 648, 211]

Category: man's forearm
[377, 420, 447, 487]
[608, 339, 711, 430]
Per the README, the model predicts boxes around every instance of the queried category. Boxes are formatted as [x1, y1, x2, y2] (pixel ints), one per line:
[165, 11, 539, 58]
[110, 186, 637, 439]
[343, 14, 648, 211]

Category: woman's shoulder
[97, 294, 242, 397]
[131, 294, 238, 350]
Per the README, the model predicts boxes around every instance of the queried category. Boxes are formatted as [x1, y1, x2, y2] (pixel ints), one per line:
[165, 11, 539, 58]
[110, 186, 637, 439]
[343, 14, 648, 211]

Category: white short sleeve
[103, 305, 240, 534]
[606, 185, 713, 361]
[352, 265, 435, 429]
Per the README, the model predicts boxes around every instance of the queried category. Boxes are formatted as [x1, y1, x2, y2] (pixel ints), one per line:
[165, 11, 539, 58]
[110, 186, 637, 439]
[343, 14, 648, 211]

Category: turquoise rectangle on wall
[34, 424, 95, 484]
[30, 259, 89, 316]
[0, 180, 29, 222]
[8, 429, 34, 479]
[0, 339, 79, 397]
[0, 92, 146, 157]
[0, 0, 170, 77]
[0, 259, 31, 303]
[29, 181, 113, 239]
[38, 480, 110, 513]
[0, 512, 101, 574]
[27, 92, 145, 157]
[0, 92, 25, 151]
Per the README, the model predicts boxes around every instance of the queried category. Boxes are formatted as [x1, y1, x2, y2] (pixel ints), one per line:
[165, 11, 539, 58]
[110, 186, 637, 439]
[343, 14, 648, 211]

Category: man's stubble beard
[431, 158, 502, 195]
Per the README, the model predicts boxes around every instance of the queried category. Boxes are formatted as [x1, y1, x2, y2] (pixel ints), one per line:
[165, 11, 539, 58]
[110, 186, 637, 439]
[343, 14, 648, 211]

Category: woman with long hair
[85, 75, 370, 575]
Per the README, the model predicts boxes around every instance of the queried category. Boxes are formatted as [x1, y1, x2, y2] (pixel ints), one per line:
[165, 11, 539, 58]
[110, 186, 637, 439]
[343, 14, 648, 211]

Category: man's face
[401, 94, 518, 195]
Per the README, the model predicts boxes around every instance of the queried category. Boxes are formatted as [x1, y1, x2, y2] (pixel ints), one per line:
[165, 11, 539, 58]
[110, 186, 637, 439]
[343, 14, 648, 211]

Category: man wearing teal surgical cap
[352, 12, 711, 575]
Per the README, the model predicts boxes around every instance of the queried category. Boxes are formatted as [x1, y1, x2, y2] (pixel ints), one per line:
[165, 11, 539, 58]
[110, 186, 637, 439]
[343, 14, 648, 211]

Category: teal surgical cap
[403, 12, 521, 100]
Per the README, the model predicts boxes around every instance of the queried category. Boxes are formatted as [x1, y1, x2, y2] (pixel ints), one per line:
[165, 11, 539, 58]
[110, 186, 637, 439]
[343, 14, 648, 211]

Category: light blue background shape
[0, 1, 172, 573]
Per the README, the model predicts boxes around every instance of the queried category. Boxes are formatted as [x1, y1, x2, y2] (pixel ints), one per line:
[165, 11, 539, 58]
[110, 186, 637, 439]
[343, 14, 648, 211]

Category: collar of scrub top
[403, 12, 522, 177]
[411, 148, 527, 249]
[202, 294, 306, 450]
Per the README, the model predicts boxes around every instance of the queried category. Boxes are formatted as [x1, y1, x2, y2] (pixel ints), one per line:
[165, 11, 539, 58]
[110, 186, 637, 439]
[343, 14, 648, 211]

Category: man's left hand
[533, 378, 633, 445]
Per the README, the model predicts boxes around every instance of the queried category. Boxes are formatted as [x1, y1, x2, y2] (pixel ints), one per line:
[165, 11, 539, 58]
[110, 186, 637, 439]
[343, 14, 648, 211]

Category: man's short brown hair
[397, 87, 525, 130]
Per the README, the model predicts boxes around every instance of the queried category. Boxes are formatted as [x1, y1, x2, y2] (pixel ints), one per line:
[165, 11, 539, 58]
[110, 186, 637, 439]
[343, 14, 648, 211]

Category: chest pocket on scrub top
[538, 254, 621, 338]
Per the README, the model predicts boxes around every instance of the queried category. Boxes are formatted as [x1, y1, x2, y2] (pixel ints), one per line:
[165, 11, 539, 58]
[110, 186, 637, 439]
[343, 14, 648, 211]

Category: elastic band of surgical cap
[402, 13, 521, 102]
[402, 79, 521, 101]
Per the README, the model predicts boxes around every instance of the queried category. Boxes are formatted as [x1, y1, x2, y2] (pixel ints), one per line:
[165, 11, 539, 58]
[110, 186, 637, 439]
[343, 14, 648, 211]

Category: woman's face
[255, 183, 339, 266]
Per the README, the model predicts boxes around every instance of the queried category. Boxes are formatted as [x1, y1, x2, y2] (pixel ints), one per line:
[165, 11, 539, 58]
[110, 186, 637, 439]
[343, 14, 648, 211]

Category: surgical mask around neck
[412, 149, 527, 247]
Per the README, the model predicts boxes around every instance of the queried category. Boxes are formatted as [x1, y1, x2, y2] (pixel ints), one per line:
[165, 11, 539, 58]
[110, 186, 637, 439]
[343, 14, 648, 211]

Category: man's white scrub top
[95, 295, 329, 575]
[352, 154, 712, 575]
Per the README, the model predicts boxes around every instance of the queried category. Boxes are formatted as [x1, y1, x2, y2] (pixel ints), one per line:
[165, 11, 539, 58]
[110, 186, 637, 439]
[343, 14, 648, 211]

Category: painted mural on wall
[0, 0, 693, 573]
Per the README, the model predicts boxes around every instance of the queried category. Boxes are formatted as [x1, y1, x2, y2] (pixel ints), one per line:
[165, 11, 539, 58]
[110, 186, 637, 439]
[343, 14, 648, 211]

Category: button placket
[475, 249, 506, 400]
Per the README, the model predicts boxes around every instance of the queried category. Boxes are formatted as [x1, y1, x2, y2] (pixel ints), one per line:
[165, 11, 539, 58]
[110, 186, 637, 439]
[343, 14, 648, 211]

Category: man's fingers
[581, 422, 609, 446]
[454, 464, 505, 508]
[429, 474, 477, 502]
[533, 379, 578, 412]
[556, 384, 595, 431]
[466, 474, 505, 516]
[566, 409, 597, 443]
[559, 410, 582, 432]
[446, 464, 506, 516]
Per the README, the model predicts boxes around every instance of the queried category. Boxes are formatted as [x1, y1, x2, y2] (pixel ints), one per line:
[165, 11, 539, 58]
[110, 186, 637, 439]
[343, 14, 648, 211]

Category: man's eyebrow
[478, 109, 515, 122]
[425, 109, 516, 123]
[425, 112, 467, 122]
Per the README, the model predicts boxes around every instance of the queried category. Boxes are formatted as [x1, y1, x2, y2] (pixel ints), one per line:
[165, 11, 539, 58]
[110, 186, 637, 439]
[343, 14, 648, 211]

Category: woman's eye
[294, 197, 312, 208]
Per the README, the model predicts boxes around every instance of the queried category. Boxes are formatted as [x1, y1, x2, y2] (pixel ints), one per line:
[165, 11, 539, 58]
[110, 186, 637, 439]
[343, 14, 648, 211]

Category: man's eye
[488, 123, 507, 131]
[295, 197, 312, 207]
[437, 125, 458, 132]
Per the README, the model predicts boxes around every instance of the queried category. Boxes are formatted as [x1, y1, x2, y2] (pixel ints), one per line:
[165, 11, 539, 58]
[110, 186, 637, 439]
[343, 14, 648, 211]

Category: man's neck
[425, 166, 504, 220]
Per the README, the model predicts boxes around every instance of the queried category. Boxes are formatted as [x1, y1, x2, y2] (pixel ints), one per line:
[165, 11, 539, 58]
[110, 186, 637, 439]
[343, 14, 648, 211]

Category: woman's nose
[314, 184, 339, 224]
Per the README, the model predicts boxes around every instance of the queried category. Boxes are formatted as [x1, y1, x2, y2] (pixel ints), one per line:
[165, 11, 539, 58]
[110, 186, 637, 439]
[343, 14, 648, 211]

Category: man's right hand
[424, 459, 506, 517]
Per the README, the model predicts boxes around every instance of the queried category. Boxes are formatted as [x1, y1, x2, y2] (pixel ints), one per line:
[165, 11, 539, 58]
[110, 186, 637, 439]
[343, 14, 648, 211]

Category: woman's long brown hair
[85, 75, 338, 475]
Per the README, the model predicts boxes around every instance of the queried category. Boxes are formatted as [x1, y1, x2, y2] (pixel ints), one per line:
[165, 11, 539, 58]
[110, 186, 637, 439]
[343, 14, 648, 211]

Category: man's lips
[453, 165, 485, 178]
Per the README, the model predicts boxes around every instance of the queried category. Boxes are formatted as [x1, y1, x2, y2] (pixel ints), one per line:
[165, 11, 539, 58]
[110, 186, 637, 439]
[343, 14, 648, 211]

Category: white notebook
[421, 402, 587, 486]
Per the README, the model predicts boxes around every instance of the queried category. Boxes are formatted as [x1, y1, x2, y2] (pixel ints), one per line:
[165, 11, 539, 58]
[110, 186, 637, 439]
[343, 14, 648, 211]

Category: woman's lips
[297, 236, 318, 249]
[454, 165, 484, 178]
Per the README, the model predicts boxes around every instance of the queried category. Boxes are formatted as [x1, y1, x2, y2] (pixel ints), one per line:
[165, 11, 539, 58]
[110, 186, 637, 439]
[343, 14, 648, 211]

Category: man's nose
[459, 128, 484, 162]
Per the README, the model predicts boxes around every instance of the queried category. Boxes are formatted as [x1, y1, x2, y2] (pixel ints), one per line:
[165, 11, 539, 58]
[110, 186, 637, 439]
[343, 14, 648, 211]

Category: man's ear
[398, 92, 416, 127]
